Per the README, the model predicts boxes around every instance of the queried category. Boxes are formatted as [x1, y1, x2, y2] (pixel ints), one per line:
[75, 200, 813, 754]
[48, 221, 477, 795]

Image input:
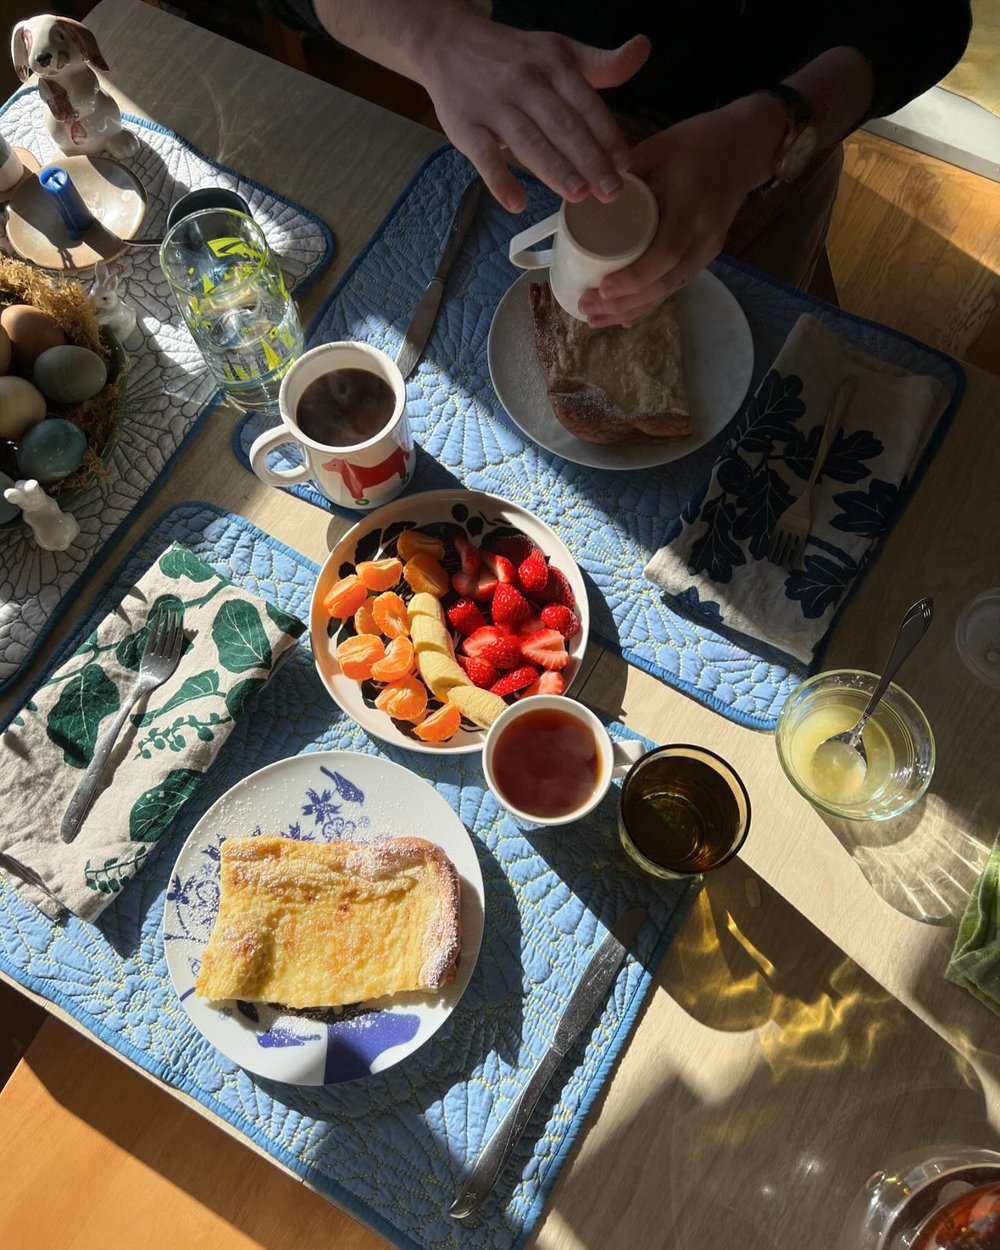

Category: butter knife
[449, 907, 646, 1219]
[395, 177, 482, 381]
[0, 851, 68, 920]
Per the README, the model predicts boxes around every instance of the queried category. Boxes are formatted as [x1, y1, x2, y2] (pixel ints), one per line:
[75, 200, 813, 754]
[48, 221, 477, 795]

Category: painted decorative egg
[0, 375, 46, 438]
[16, 418, 87, 483]
[0, 471, 19, 524]
[33, 344, 108, 405]
[0, 326, 10, 376]
[0, 305, 67, 368]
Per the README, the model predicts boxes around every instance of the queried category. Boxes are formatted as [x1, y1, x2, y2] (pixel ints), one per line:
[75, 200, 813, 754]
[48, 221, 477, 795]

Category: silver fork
[768, 376, 857, 570]
[60, 604, 186, 844]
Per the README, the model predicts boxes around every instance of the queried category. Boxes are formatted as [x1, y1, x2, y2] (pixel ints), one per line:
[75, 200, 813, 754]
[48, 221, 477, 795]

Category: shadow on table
[817, 798, 992, 927]
[541, 858, 1000, 1250]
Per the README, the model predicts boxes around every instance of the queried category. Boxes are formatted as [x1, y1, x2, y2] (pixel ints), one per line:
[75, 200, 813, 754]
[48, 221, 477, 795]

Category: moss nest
[0, 255, 125, 497]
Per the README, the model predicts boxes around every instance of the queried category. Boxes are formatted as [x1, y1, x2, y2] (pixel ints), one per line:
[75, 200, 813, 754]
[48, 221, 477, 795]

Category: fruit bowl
[0, 254, 126, 511]
[309, 489, 590, 754]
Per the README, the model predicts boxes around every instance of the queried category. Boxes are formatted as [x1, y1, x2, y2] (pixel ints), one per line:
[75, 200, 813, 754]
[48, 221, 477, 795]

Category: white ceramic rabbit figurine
[4, 479, 79, 551]
[88, 260, 137, 342]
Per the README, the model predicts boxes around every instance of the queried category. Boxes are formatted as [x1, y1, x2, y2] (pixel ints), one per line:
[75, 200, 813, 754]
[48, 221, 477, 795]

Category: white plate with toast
[488, 269, 754, 470]
[309, 489, 590, 755]
[163, 751, 485, 1085]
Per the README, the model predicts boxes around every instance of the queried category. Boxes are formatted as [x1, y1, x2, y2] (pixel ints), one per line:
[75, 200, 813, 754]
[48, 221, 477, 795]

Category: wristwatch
[761, 83, 818, 185]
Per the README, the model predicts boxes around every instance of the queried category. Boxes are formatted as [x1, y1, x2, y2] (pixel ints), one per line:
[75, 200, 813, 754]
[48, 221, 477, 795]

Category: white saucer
[487, 269, 754, 470]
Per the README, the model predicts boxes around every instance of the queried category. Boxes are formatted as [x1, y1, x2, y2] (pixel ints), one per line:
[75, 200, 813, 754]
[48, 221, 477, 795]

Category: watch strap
[760, 82, 813, 127]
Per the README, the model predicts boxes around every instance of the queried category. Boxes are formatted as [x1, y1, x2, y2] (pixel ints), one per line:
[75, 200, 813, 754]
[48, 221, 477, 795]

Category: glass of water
[159, 208, 303, 413]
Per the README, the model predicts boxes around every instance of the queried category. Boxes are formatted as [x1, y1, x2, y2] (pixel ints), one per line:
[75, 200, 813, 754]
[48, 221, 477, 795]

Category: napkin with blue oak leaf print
[0, 542, 304, 921]
[644, 315, 951, 665]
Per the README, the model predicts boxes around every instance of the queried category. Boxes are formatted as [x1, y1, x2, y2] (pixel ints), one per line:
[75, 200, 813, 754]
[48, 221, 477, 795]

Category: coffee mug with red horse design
[250, 342, 414, 512]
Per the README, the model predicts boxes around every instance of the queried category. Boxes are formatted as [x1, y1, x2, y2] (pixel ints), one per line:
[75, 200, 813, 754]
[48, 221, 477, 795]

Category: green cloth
[946, 833, 1000, 1015]
[0, 543, 304, 922]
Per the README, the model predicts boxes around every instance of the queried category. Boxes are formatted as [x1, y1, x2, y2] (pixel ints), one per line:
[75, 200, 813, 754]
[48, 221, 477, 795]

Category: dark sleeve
[825, 1, 972, 119]
[256, 0, 326, 36]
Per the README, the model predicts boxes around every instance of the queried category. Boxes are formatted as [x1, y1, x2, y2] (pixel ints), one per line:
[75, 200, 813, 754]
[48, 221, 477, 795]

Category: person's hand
[579, 94, 788, 326]
[414, 14, 651, 213]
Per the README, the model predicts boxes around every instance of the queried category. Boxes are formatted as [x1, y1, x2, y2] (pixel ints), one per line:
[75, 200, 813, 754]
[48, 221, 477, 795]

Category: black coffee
[295, 367, 395, 447]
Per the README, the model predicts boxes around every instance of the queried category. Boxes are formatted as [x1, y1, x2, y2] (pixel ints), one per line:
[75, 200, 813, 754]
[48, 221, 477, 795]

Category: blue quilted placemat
[0, 87, 333, 693]
[0, 500, 696, 1250]
[233, 146, 964, 731]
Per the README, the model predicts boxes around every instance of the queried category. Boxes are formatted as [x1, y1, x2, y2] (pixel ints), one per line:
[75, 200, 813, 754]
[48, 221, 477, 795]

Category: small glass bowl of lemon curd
[775, 670, 935, 821]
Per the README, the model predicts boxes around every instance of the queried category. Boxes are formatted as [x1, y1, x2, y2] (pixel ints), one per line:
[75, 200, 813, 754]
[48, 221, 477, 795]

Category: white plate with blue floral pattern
[163, 750, 484, 1085]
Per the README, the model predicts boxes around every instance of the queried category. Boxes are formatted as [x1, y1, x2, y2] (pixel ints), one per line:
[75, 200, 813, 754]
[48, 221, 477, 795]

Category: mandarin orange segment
[371, 591, 410, 638]
[353, 601, 380, 636]
[357, 557, 403, 591]
[413, 702, 462, 743]
[323, 574, 368, 618]
[403, 553, 450, 597]
[370, 635, 416, 683]
[374, 675, 428, 722]
[335, 634, 385, 680]
[396, 529, 445, 562]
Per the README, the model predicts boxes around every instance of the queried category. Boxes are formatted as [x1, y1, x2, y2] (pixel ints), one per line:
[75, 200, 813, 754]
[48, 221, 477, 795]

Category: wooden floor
[831, 131, 1000, 374]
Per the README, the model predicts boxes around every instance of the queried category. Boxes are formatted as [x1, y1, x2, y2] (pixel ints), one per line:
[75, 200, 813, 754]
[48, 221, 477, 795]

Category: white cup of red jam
[482, 695, 644, 829]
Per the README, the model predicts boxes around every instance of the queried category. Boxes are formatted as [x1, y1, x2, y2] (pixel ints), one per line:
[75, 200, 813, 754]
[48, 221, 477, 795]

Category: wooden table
[2, 2, 1000, 1247]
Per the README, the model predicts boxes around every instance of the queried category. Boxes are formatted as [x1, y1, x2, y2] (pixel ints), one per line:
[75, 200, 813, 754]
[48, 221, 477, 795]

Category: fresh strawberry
[452, 568, 497, 602]
[517, 549, 549, 593]
[447, 598, 488, 635]
[481, 550, 516, 584]
[458, 654, 498, 689]
[453, 534, 481, 576]
[540, 603, 581, 639]
[461, 625, 507, 657]
[489, 665, 538, 697]
[523, 670, 566, 697]
[488, 535, 538, 565]
[531, 564, 576, 609]
[518, 614, 546, 638]
[479, 635, 524, 671]
[520, 628, 570, 670]
[491, 582, 531, 627]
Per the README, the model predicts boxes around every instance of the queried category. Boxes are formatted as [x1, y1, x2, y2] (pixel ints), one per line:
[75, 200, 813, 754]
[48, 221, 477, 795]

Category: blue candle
[38, 166, 93, 241]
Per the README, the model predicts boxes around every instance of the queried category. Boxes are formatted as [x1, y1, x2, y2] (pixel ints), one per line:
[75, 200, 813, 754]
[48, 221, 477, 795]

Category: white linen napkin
[644, 315, 950, 664]
[0, 542, 304, 922]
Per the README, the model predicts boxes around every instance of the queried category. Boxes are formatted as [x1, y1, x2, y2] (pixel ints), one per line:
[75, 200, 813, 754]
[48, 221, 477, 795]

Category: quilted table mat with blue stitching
[0, 87, 333, 695]
[0, 500, 696, 1250]
[233, 147, 964, 732]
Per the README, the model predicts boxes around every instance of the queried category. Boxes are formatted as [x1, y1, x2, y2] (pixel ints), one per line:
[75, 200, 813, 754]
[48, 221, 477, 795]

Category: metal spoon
[816, 596, 934, 778]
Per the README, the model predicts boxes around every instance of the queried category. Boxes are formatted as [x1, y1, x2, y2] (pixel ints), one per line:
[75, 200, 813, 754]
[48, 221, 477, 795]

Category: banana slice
[450, 684, 507, 728]
[406, 591, 506, 726]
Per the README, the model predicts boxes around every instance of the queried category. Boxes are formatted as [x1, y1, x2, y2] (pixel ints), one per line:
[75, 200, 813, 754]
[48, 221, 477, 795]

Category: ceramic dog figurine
[10, 15, 140, 159]
[4, 479, 79, 551]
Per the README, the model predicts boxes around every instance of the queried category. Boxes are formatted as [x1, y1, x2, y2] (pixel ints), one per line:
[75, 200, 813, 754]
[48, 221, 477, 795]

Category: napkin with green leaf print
[0, 542, 304, 922]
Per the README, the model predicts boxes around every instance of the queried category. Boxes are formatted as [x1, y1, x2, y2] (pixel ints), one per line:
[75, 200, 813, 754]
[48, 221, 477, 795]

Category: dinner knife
[395, 176, 483, 381]
[0, 851, 68, 920]
[449, 907, 646, 1219]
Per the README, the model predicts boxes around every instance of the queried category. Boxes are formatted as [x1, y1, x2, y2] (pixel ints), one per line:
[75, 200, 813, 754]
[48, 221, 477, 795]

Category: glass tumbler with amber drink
[835, 1145, 1000, 1249]
[618, 745, 751, 879]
